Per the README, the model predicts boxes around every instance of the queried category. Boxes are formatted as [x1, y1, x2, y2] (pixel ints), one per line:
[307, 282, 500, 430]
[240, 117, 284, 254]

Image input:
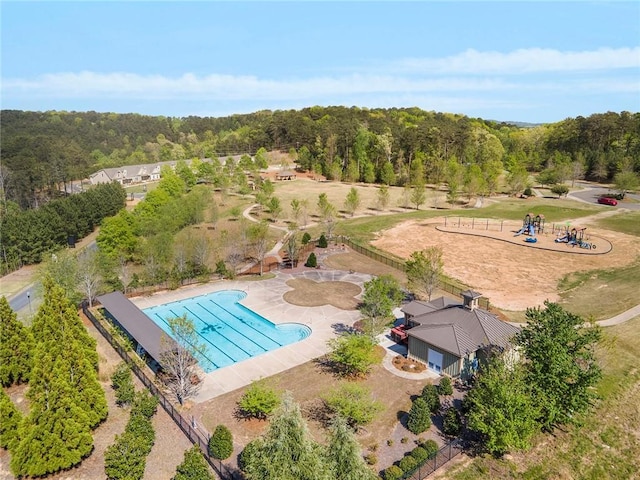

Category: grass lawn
[440, 314, 640, 480]
[557, 258, 640, 320]
[594, 210, 640, 236]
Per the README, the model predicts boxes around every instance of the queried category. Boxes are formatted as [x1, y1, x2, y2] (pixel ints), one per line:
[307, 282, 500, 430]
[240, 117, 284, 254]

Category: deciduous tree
[359, 275, 403, 337]
[324, 382, 383, 428]
[405, 247, 444, 301]
[344, 187, 361, 216]
[237, 380, 281, 420]
[328, 333, 378, 377]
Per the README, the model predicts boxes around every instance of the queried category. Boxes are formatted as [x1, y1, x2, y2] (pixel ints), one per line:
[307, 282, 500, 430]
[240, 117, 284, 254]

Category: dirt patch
[283, 278, 362, 310]
[371, 217, 640, 311]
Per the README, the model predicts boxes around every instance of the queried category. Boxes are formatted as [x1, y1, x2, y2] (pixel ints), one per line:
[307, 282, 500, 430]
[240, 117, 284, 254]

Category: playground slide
[514, 227, 526, 237]
[555, 235, 568, 243]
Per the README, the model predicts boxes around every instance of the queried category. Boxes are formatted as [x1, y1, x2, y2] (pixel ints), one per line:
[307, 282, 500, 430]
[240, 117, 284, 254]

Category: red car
[598, 196, 618, 206]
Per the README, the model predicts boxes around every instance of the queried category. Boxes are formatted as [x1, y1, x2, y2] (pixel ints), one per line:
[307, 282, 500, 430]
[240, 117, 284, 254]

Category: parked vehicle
[598, 196, 618, 206]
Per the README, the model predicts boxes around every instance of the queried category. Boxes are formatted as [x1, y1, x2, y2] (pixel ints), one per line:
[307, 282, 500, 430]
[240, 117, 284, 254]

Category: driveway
[568, 183, 640, 211]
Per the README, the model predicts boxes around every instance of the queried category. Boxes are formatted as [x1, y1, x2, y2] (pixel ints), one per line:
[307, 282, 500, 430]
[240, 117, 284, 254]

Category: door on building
[428, 349, 443, 373]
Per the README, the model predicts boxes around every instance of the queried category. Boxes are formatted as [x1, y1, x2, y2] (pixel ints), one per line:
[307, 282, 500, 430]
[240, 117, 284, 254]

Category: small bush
[301, 232, 311, 245]
[410, 446, 428, 463]
[132, 391, 159, 419]
[368, 443, 378, 452]
[523, 187, 533, 197]
[318, 234, 328, 248]
[399, 455, 418, 473]
[401, 436, 409, 444]
[384, 465, 404, 480]
[111, 363, 135, 406]
[437, 377, 453, 396]
[421, 384, 441, 413]
[442, 407, 462, 436]
[387, 439, 394, 446]
[422, 439, 439, 458]
[364, 453, 377, 465]
[305, 252, 317, 268]
[237, 381, 280, 420]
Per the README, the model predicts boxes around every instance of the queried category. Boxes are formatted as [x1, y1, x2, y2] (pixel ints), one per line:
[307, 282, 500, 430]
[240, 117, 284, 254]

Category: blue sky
[2, 1, 639, 123]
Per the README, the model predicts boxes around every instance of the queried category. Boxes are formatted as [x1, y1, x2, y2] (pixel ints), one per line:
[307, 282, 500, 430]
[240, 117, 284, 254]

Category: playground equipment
[514, 213, 545, 239]
[555, 226, 595, 249]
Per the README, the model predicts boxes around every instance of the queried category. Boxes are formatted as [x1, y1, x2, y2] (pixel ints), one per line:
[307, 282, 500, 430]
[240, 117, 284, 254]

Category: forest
[1, 108, 639, 210]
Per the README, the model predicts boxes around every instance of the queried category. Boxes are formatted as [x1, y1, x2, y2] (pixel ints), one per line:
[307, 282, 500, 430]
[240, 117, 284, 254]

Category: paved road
[569, 184, 640, 211]
[8, 287, 38, 312]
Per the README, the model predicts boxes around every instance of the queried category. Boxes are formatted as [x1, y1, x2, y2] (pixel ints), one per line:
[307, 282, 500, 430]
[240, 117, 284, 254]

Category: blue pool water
[143, 290, 311, 372]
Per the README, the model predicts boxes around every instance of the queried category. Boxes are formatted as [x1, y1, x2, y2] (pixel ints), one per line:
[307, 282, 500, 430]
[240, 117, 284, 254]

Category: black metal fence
[82, 304, 234, 480]
[402, 439, 464, 479]
[336, 236, 490, 310]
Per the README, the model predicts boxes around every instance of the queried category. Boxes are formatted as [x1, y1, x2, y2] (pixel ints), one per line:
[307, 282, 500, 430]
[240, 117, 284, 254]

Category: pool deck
[130, 269, 375, 402]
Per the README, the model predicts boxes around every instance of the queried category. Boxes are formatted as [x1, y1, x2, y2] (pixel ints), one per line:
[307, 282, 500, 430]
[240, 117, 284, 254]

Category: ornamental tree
[328, 333, 378, 378]
[359, 274, 404, 337]
[174, 445, 215, 480]
[237, 380, 281, 420]
[0, 296, 33, 386]
[325, 416, 377, 480]
[209, 425, 234, 461]
[324, 382, 383, 428]
[407, 397, 431, 435]
[405, 247, 444, 301]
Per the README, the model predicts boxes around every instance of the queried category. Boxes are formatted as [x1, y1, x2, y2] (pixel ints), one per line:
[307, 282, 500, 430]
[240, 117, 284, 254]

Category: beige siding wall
[408, 338, 462, 377]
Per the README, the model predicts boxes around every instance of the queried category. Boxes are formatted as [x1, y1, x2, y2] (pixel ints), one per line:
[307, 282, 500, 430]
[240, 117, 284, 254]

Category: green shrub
[237, 381, 280, 419]
[364, 453, 377, 465]
[421, 384, 441, 413]
[407, 397, 431, 434]
[132, 391, 159, 419]
[324, 382, 383, 427]
[401, 436, 409, 444]
[301, 232, 311, 245]
[442, 407, 462, 436]
[422, 439, 439, 458]
[384, 465, 404, 480]
[399, 455, 418, 473]
[318, 234, 328, 248]
[437, 377, 453, 396]
[387, 439, 394, 446]
[111, 363, 135, 406]
[410, 446, 428, 463]
[305, 252, 317, 268]
[523, 187, 533, 197]
[209, 425, 234, 460]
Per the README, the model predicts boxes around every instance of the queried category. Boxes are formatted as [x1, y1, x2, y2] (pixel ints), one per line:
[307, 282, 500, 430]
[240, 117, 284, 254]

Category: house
[395, 290, 520, 378]
[89, 163, 163, 185]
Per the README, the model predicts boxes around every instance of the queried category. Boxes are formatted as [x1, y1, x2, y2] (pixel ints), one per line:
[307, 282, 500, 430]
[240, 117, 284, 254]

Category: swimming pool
[143, 290, 311, 372]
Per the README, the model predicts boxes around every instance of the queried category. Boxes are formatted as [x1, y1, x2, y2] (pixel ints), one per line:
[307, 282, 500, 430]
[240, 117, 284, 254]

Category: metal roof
[96, 291, 176, 364]
[406, 296, 520, 358]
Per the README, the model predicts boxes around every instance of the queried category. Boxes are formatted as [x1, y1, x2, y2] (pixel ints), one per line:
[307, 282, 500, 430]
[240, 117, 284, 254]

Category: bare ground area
[371, 216, 640, 311]
[283, 278, 362, 309]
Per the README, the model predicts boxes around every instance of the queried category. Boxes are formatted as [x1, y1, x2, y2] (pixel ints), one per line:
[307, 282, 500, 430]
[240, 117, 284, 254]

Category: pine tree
[0, 296, 33, 386]
[407, 397, 432, 435]
[241, 393, 330, 480]
[174, 445, 215, 480]
[11, 350, 93, 477]
[209, 424, 234, 460]
[326, 416, 376, 480]
[0, 389, 22, 451]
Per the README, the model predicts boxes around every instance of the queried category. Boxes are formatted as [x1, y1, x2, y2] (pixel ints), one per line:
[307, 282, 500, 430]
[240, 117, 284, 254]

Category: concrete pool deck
[130, 269, 373, 402]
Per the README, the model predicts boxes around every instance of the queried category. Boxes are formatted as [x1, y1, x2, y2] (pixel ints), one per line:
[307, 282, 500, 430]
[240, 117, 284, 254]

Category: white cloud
[394, 47, 640, 74]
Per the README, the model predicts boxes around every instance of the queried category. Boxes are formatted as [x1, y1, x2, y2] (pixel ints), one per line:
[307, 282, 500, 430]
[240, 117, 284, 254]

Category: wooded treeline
[2, 108, 638, 209]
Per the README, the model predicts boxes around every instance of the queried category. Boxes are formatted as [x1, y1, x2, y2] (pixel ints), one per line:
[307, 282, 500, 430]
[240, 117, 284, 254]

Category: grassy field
[594, 210, 640, 236]
[439, 314, 640, 480]
[558, 258, 640, 320]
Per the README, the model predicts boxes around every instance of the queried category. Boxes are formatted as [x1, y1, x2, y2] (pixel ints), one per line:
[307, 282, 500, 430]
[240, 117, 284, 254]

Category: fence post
[486, 218, 489, 230]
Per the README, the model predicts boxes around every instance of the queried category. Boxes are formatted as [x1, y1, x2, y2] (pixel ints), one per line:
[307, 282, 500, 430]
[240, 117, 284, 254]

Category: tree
[614, 170, 639, 198]
[421, 384, 441, 413]
[328, 333, 378, 377]
[76, 249, 103, 307]
[442, 407, 462, 436]
[241, 393, 330, 480]
[445, 157, 463, 206]
[317, 193, 336, 222]
[284, 234, 299, 268]
[318, 233, 328, 248]
[465, 357, 540, 456]
[437, 376, 453, 396]
[326, 416, 377, 480]
[464, 163, 485, 201]
[248, 221, 270, 275]
[301, 232, 311, 245]
[405, 247, 444, 301]
[407, 397, 431, 434]
[290, 198, 302, 224]
[324, 382, 383, 428]
[111, 362, 135, 406]
[550, 183, 569, 198]
[159, 315, 206, 405]
[376, 184, 390, 211]
[267, 196, 282, 222]
[359, 275, 403, 337]
[305, 252, 317, 268]
[174, 445, 215, 480]
[410, 183, 427, 210]
[104, 431, 150, 480]
[209, 424, 234, 461]
[344, 187, 361, 216]
[380, 161, 396, 186]
[0, 389, 22, 451]
[516, 301, 602, 431]
[0, 296, 33, 386]
[506, 162, 529, 195]
[237, 380, 281, 420]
